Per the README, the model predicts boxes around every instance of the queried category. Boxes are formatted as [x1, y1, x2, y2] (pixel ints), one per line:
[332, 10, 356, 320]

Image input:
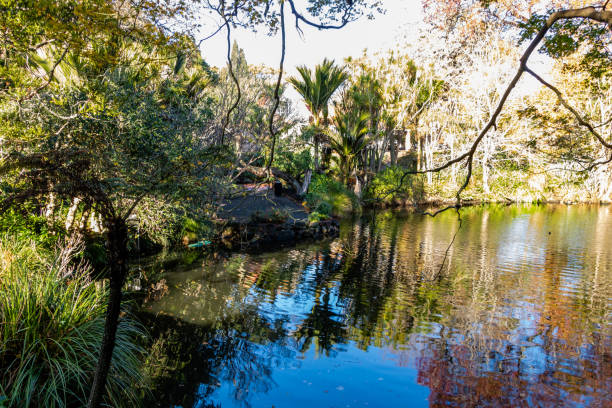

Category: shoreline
[365, 198, 611, 211]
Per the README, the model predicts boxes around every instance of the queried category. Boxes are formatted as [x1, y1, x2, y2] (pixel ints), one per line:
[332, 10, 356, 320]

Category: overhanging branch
[524, 66, 611, 149]
[380, 6, 612, 210]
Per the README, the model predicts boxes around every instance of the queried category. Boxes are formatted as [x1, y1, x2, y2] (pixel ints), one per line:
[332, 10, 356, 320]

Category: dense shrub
[307, 211, 329, 224]
[305, 174, 359, 216]
[0, 209, 59, 248]
[0, 236, 147, 407]
[365, 166, 425, 205]
[273, 139, 313, 180]
[134, 199, 213, 248]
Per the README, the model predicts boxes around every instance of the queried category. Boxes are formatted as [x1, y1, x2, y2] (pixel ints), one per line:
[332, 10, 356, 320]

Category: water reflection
[141, 204, 612, 407]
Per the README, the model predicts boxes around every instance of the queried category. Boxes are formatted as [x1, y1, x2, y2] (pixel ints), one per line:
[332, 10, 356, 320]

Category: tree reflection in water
[141, 204, 612, 407]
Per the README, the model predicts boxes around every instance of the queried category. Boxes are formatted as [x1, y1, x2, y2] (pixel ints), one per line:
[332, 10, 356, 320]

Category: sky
[197, 0, 423, 73]
[194, 0, 545, 118]
[195, 0, 423, 117]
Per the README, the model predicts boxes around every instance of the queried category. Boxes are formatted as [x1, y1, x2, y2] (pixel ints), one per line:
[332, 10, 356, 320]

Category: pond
[139, 204, 612, 408]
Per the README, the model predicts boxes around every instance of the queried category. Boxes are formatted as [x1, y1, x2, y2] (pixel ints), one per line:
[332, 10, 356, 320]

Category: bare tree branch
[376, 6, 612, 210]
[219, 4, 241, 145]
[25, 44, 70, 99]
[525, 67, 611, 149]
[286, 0, 354, 31]
[580, 151, 612, 171]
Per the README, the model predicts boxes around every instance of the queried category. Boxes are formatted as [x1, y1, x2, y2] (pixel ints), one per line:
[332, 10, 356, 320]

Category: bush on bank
[305, 173, 359, 217]
[365, 166, 426, 206]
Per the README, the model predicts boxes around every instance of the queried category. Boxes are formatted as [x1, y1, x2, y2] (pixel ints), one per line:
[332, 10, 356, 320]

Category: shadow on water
[139, 204, 612, 408]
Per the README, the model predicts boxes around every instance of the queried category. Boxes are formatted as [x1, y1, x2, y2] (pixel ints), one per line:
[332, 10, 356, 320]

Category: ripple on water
[142, 204, 612, 408]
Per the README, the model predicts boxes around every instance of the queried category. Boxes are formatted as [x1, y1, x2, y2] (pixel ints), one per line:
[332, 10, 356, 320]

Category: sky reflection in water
[142, 204, 612, 408]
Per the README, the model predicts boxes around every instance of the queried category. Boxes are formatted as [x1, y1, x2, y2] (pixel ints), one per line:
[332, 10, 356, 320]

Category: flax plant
[0, 235, 146, 407]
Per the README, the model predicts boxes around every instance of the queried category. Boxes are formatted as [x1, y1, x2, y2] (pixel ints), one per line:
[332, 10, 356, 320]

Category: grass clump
[0, 235, 147, 407]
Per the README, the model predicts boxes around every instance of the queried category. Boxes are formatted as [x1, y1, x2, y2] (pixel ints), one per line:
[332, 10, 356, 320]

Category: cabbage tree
[289, 59, 348, 172]
[330, 112, 370, 187]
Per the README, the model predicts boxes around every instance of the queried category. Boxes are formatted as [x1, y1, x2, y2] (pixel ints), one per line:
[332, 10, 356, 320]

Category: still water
[141, 204, 612, 408]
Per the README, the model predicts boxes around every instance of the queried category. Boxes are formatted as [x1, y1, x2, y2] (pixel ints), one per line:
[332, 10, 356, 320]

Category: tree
[384, 1, 612, 206]
[210, 41, 298, 168]
[289, 58, 348, 172]
[0, 19, 227, 408]
[329, 112, 370, 186]
[342, 51, 446, 189]
[519, 57, 612, 201]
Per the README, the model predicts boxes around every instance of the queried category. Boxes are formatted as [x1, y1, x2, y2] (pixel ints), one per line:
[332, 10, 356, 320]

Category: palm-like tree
[288, 58, 348, 172]
[330, 112, 370, 187]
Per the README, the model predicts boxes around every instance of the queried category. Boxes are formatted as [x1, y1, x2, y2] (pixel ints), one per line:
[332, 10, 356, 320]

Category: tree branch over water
[378, 5, 612, 211]
[524, 67, 611, 149]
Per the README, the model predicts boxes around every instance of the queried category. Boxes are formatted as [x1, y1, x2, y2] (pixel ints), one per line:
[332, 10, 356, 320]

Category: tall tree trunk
[354, 174, 363, 197]
[368, 149, 375, 173]
[89, 211, 104, 233]
[87, 218, 129, 408]
[482, 138, 492, 195]
[425, 135, 433, 185]
[299, 169, 312, 195]
[413, 119, 421, 172]
[482, 161, 490, 194]
[44, 192, 55, 218]
[417, 137, 423, 172]
[44, 191, 56, 226]
[314, 134, 320, 172]
[449, 134, 456, 185]
[65, 197, 81, 231]
[376, 138, 386, 173]
[78, 205, 91, 231]
[390, 135, 398, 166]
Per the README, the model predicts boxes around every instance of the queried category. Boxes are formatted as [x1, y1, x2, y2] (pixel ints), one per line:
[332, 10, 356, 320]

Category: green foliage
[288, 59, 349, 124]
[289, 59, 348, 169]
[305, 174, 358, 216]
[133, 199, 214, 248]
[344, 71, 384, 120]
[180, 216, 203, 243]
[272, 137, 313, 179]
[365, 166, 425, 205]
[0, 209, 59, 248]
[1, 35, 230, 251]
[329, 111, 370, 185]
[314, 201, 333, 216]
[0, 235, 147, 407]
[307, 211, 330, 224]
[519, 13, 611, 78]
[213, 41, 297, 162]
